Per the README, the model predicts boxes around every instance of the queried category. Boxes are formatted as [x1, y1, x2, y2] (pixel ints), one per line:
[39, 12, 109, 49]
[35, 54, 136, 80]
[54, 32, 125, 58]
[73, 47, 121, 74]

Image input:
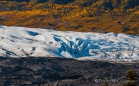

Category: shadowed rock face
[0, 57, 139, 86]
[5, 0, 49, 3]
[4, 0, 139, 8]
[6, 0, 30, 2]
[54, 0, 75, 4]
[3, 0, 139, 13]
[5, 0, 75, 4]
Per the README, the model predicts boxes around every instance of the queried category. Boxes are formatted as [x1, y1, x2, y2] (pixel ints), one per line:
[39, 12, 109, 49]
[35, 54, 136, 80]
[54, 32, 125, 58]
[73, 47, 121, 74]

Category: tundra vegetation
[0, 0, 139, 34]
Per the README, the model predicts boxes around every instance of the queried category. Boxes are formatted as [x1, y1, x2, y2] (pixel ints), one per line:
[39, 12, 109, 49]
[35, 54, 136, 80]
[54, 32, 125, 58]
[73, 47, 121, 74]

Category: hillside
[0, 0, 139, 34]
[3, 0, 139, 7]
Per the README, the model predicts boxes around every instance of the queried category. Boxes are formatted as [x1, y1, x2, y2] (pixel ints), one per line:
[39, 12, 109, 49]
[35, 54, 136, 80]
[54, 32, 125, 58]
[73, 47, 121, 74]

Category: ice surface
[0, 25, 139, 62]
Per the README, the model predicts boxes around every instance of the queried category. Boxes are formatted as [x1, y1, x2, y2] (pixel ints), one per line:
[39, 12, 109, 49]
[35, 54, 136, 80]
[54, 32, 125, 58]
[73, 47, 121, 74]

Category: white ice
[0, 25, 139, 62]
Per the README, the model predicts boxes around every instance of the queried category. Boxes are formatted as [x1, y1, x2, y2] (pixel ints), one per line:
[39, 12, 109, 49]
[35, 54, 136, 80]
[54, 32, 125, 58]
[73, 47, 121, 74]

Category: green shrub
[124, 69, 137, 86]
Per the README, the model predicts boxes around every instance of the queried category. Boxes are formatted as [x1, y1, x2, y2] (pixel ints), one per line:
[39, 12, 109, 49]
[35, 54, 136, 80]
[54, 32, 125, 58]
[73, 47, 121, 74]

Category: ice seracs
[0, 25, 139, 62]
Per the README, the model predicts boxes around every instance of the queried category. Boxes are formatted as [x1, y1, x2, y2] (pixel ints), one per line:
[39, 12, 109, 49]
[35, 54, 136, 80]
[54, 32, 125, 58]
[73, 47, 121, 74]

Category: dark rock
[0, 57, 139, 86]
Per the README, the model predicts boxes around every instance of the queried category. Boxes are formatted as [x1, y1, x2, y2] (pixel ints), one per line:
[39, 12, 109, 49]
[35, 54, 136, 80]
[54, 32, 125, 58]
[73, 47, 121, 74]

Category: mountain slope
[4, 0, 139, 8]
[0, 0, 139, 34]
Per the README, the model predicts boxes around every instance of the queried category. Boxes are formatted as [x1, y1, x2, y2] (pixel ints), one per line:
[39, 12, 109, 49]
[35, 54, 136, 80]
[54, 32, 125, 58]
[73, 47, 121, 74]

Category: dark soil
[0, 57, 139, 86]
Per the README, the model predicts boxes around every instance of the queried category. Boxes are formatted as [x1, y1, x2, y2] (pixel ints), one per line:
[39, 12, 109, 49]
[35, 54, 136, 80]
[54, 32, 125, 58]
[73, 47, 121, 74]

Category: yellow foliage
[0, 2, 139, 35]
[134, 10, 139, 15]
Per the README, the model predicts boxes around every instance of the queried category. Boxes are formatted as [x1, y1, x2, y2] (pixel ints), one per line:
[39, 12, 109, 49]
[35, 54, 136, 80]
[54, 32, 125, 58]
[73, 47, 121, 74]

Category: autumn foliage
[0, 0, 139, 34]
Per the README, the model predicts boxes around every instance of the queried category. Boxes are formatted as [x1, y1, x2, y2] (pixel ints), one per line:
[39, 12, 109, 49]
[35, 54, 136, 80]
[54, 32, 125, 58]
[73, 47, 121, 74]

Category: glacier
[0, 25, 139, 62]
